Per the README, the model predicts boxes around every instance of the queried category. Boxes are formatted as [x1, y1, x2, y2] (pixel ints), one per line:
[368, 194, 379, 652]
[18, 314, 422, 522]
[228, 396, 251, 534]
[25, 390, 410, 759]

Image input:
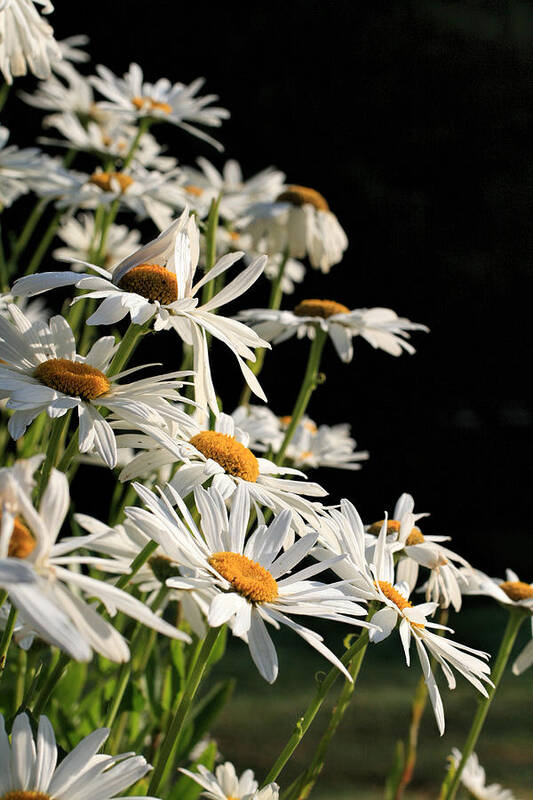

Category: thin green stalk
[107, 320, 151, 377]
[114, 541, 159, 592]
[287, 633, 370, 800]
[32, 651, 71, 717]
[239, 248, 289, 406]
[439, 608, 526, 800]
[35, 411, 72, 503]
[261, 629, 369, 787]
[0, 82, 10, 113]
[200, 196, 222, 307]
[0, 589, 8, 609]
[24, 209, 63, 276]
[147, 625, 223, 795]
[19, 411, 47, 458]
[274, 326, 328, 465]
[10, 199, 47, 267]
[14, 648, 27, 712]
[57, 428, 79, 473]
[0, 605, 18, 674]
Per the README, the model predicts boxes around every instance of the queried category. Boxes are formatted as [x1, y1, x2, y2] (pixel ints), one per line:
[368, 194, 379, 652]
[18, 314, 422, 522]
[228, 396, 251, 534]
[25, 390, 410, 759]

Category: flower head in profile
[0, 126, 49, 208]
[0, 304, 193, 467]
[0, 0, 61, 84]
[13, 210, 270, 414]
[117, 412, 328, 539]
[53, 212, 142, 272]
[449, 749, 519, 800]
[90, 62, 230, 150]
[0, 712, 160, 799]
[238, 301, 428, 362]
[239, 184, 348, 272]
[180, 761, 279, 800]
[0, 467, 191, 661]
[127, 482, 372, 683]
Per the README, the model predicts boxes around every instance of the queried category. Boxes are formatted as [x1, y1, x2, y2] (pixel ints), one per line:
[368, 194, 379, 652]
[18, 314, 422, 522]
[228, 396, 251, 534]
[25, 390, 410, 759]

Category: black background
[4, 0, 533, 575]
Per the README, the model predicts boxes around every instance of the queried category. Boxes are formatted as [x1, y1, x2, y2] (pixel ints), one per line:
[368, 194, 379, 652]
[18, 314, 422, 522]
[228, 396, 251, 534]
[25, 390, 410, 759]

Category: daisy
[0, 466, 191, 661]
[449, 749, 519, 800]
[127, 481, 373, 683]
[182, 157, 286, 221]
[0, 712, 161, 799]
[53, 212, 142, 273]
[0, 304, 194, 468]
[0, 0, 61, 84]
[367, 493, 471, 611]
[313, 502, 492, 734]
[264, 253, 305, 294]
[19, 60, 104, 119]
[237, 301, 428, 363]
[282, 415, 369, 472]
[0, 291, 49, 323]
[230, 404, 284, 452]
[53, 33, 90, 65]
[179, 761, 279, 800]
[0, 126, 48, 208]
[238, 184, 348, 272]
[90, 63, 230, 150]
[459, 567, 533, 675]
[117, 412, 328, 538]
[13, 210, 270, 413]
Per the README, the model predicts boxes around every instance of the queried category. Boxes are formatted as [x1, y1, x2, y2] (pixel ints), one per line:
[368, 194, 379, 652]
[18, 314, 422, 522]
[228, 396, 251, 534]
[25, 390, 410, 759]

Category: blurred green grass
[211, 601, 533, 798]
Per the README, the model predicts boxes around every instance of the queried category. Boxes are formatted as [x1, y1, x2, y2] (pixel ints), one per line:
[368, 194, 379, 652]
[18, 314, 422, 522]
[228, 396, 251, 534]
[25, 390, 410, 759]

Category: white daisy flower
[313, 501, 492, 734]
[0, 304, 194, 468]
[449, 749, 519, 800]
[367, 493, 471, 611]
[117, 412, 328, 539]
[0, 454, 43, 513]
[238, 301, 429, 363]
[0, 0, 60, 84]
[230, 404, 284, 452]
[238, 184, 348, 272]
[0, 291, 49, 323]
[182, 158, 286, 221]
[459, 567, 533, 676]
[264, 252, 305, 294]
[13, 210, 270, 413]
[127, 481, 372, 683]
[179, 761, 279, 800]
[53, 33, 90, 65]
[19, 60, 102, 119]
[0, 126, 48, 208]
[90, 63, 230, 151]
[74, 511, 210, 638]
[282, 415, 369, 472]
[0, 712, 160, 799]
[0, 467, 191, 661]
[53, 212, 142, 273]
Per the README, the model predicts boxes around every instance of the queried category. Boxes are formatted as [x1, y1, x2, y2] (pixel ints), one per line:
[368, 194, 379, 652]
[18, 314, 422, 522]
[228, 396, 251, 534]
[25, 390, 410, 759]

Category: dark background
[5, 0, 533, 575]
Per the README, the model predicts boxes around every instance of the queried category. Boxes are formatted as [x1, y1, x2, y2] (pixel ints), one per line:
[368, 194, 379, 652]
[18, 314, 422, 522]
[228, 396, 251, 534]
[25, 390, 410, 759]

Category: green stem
[24, 209, 63, 276]
[10, 200, 47, 267]
[57, 428, 80, 473]
[147, 625, 223, 795]
[0, 590, 8, 609]
[32, 652, 71, 717]
[261, 629, 369, 787]
[0, 605, 18, 675]
[107, 320, 151, 378]
[0, 82, 10, 113]
[274, 326, 328, 465]
[439, 609, 526, 800]
[114, 541, 159, 592]
[35, 411, 71, 503]
[288, 633, 369, 800]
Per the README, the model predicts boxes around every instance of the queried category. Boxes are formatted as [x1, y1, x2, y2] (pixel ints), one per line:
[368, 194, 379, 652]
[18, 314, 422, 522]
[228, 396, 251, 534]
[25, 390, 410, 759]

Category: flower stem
[24, 209, 63, 276]
[107, 319, 151, 377]
[0, 605, 18, 676]
[439, 608, 526, 800]
[201, 196, 222, 303]
[274, 326, 328, 465]
[35, 411, 71, 503]
[147, 625, 224, 795]
[32, 651, 71, 717]
[261, 629, 369, 788]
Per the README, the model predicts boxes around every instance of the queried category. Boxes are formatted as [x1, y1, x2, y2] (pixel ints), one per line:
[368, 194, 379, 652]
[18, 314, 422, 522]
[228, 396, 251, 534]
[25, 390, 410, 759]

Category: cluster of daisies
[0, 3, 530, 799]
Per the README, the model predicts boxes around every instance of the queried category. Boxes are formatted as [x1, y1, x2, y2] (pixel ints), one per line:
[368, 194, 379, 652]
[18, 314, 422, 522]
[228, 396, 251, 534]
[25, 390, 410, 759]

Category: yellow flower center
[0, 793, 52, 800]
[277, 185, 330, 211]
[132, 96, 172, 114]
[0, 514, 36, 559]
[368, 519, 425, 545]
[500, 581, 533, 601]
[117, 264, 178, 304]
[293, 299, 350, 319]
[279, 415, 317, 433]
[299, 450, 314, 460]
[208, 551, 278, 603]
[88, 171, 134, 193]
[34, 358, 110, 401]
[406, 527, 425, 546]
[185, 184, 204, 197]
[376, 580, 424, 628]
[189, 431, 259, 482]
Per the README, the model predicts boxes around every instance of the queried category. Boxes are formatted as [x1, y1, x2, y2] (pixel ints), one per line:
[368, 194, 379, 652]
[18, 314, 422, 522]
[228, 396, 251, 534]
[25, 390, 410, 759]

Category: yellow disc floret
[209, 551, 278, 603]
[190, 431, 259, 482]
[0, 515, 36, 559]
[1, 793, 52, 800]
[34, 358, 110, 401]
[277, 185, 330, 211]
[500, 580, 533, 602]
[117, 264, 178, 304]
[293, 299, 350, 319]
[368, 519, 402, 536]
[132, 96, 172, 114]
[88, 171, 134, 193]
[406, 527, 425, 546]
[377, 580, 412, 612]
